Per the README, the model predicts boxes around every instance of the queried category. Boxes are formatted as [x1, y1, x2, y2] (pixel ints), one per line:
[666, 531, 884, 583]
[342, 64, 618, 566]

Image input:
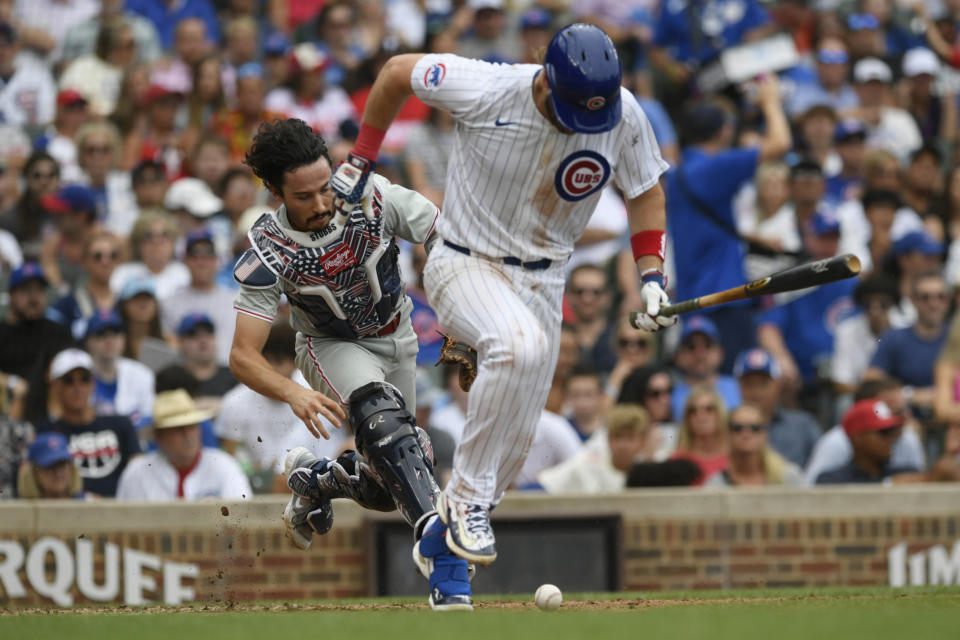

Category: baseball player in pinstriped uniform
[330, 24, 675, 601]
[229, 119, 474, 611]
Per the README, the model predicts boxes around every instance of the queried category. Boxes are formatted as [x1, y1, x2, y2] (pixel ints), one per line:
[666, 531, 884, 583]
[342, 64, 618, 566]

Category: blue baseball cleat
[414, 515, 473, 611]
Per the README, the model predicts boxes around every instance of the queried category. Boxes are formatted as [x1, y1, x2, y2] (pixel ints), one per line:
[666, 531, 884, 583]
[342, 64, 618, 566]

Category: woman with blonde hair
[671, 386, 730, 485]
[537, 404, 654, 494]
[74, 120, 137, 235]
[110, 211, 189, 299]
[705, 403, 806, 487]
[50, 231, 124, 339]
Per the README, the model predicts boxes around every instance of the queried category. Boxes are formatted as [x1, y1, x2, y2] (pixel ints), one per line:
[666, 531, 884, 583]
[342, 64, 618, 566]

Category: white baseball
[534, 584, 562, 611]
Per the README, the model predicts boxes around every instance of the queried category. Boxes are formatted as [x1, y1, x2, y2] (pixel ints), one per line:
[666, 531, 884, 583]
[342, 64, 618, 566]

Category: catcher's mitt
[435, 332, 478, 392]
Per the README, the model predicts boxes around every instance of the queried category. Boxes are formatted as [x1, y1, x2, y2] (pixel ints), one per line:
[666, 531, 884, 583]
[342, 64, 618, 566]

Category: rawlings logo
[586, 96, 606, 111]
[554, 151, 611, 202]
[320, 244, 358, 276]
[423, 63, 446, 90]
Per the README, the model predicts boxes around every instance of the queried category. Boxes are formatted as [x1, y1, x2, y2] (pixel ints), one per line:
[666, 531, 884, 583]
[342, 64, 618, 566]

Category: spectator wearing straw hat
[116, 388, 250, 500]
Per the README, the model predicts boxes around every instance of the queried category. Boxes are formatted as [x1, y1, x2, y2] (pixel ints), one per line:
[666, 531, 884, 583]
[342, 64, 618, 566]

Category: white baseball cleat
[437, 493, 497, 566]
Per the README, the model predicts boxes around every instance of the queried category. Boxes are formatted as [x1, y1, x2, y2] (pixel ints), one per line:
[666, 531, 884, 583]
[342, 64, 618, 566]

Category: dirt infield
[5, 591, 959, 616]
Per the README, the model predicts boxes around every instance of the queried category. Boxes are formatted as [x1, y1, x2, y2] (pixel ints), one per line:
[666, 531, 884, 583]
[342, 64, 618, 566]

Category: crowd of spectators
[4, 0, 960, 502]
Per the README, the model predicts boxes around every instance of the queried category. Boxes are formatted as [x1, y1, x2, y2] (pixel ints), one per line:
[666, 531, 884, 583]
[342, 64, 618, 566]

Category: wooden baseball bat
[630, 254, 862, 326]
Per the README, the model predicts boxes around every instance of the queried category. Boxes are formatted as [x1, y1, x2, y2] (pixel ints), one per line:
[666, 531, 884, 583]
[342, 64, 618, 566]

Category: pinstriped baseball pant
[423, 243, 565, 507]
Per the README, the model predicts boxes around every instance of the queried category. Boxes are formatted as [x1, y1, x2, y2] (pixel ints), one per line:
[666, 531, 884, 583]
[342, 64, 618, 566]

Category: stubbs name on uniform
[310, 223, 338, 242]
[554, 150, 611, 202]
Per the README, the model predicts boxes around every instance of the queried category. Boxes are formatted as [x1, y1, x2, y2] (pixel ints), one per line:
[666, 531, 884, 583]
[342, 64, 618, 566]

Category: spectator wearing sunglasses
[37, 348, 140, 497]
[865, 271, 949, 415]
[815, 397, 921, 484]
[786, 37, 858, 118]
[671, 386, 730, 485]
[605, 318, 657, 402]
[618, 365, 679, 461]
[50, 231, 123, 340]
[735, 348, 821, 468]
[671, 315, 741, 422]
[705, 403, 806, 487]
[566, 264, 617, 374]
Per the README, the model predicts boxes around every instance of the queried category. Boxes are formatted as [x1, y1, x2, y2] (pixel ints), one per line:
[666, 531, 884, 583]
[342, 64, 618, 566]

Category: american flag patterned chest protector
[247, 187, 403, 339]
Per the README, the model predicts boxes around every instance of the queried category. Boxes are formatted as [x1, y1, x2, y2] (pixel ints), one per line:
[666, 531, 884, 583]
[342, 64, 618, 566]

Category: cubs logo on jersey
[423, 63, 447, 91]
[554, 150, 611, 202]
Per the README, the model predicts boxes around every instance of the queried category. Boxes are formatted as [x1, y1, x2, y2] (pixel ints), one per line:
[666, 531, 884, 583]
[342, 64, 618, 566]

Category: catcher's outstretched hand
[632, 278, 677, 332]
[286, 385, 345, 439]
[435, 332, 478, 392]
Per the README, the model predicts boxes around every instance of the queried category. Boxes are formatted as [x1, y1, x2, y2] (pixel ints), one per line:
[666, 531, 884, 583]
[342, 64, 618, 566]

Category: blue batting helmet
[544, 23, 622, 134]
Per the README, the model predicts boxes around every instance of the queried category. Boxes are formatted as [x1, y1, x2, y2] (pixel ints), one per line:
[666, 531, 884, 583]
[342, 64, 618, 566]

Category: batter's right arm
[330, 53, 426, 204]
[360, 53, 426, 130]
[229, 314, 346, 439]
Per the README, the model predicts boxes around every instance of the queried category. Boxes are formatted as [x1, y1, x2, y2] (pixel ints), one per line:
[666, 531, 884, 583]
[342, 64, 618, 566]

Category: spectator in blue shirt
[665, 75, 791, 371]
[671, 315, 741, 420]
[784, 36, 859, 118]
[758, 210, 857, 401]
[825, 118, 867, 207]
[650, 0, 772, 75]
[125, 0, 221, 50]
[865, 271, 950, 415]
[734, 347, 822, 468]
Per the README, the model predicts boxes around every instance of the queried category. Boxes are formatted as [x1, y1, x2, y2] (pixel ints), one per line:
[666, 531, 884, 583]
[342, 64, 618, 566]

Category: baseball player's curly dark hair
[244, 118, 332, 193]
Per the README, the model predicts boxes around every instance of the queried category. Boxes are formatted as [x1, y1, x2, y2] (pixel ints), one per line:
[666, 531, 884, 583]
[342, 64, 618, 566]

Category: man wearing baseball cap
[160, 228, 236, 366]
[84, 310, 155, 425]
[734, 348, 821, 468]
[852, 57, 922, 163]
[116, 389, 250, 500]
[0, 263, 73, 423]
[177, 312, 236, 405]
[815, 398, 920, 484]
[672, 316, 741, 420]
[826, 118, 867, 205]
[38, 348, 141, 497]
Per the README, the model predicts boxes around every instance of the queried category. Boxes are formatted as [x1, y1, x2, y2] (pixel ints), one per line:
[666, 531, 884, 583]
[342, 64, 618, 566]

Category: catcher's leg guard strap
[349, 382, 440, 527]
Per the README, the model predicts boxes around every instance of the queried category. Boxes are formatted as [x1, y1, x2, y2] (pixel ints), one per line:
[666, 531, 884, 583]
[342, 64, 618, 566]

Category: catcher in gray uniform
[229, 119, 472, 610]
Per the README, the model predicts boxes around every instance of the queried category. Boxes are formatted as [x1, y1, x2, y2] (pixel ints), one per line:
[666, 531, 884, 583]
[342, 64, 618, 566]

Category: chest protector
[248, 188, 403, 339]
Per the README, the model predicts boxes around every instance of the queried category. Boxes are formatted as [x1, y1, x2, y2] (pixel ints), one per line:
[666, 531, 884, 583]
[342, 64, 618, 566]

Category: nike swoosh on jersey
[494, 118, 516, 126]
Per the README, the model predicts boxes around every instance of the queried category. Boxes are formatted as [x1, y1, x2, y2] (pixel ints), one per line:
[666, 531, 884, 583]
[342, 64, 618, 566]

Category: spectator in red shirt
[208, 63, 283, 163]
[671, 386, 730, 485]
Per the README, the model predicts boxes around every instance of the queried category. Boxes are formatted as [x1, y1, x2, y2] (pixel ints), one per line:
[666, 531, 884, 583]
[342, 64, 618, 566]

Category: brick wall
[622, 515, 960, 591]
[2, 486, 959, 608]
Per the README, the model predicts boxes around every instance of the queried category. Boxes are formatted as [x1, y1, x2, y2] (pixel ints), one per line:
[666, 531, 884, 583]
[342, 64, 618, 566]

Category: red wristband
[353, 123, 388, 162]
[631, 230, 666, 261]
